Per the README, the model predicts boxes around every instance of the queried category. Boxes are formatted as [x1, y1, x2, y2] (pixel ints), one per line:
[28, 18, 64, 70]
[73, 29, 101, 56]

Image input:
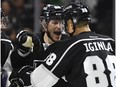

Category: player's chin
[53, 34, 62, 41]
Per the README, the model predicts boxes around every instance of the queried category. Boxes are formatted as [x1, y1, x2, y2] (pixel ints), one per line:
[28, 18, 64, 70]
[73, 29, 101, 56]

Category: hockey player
[9, 4, 69, 87]
[10, 4, 68, 69]
[31, 2, 116, 87]
[1, 9, 14, 87]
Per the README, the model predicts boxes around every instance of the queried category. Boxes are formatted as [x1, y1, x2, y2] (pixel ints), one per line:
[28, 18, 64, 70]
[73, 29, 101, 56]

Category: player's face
[0, 17, 8, 31]
[0, 20, 6, 32]
[47, 19, 63, 42]
[66, 19, 73, 34]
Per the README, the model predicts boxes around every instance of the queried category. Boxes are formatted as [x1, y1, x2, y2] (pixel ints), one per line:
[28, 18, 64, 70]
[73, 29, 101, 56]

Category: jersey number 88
[84, 55, 116, 87]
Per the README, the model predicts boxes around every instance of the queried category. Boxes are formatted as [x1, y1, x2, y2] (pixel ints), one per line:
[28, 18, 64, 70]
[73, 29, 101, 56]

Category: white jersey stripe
[1, 39, 11, 43]
[1, 39, 14, 50]
[51, 38, 114, 72]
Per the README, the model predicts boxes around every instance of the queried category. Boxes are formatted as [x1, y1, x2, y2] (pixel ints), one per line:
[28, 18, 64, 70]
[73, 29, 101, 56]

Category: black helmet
[1, 8, 9, 29]
[41, 4, 63, 22]
[63, 2, 91, 29]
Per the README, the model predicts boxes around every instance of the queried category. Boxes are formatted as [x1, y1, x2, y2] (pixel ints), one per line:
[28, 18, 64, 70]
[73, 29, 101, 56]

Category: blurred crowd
[1, 0, 34, 47]
[1, 0, 114, 47]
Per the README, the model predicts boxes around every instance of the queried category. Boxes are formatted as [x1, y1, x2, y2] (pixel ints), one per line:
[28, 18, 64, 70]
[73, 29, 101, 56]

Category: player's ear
[41, 19, 47, 32]
[67, 19, 74, 33]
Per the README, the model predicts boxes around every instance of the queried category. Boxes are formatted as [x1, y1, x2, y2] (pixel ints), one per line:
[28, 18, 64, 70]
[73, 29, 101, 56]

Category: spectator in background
[1, 0, 12, 16]
[1, 0, 13, 29]
[10, 0, 34, 30]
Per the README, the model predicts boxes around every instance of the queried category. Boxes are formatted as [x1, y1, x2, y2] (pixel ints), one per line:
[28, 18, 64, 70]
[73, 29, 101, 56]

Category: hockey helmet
[63, 2, 91, 30]
[41, 4, 63, 22]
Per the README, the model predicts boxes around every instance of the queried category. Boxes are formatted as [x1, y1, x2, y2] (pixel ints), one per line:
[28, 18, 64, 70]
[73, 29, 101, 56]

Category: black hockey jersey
[1, 32, 14, 68]
[43, 32, 116, 87]
[10, 33, 69, 69]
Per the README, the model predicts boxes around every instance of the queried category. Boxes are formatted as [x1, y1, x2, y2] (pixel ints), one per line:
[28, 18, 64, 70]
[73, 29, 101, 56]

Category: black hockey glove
[9, 65, 34, 87]
[16, 30, 34, 54]
[9, 78, 24, 87]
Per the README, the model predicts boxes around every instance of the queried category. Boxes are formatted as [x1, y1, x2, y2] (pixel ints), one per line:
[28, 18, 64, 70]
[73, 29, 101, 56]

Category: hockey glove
[9, 78, 24, 87]
[9, 65, 34, 87]
[16, 30, 34, 56]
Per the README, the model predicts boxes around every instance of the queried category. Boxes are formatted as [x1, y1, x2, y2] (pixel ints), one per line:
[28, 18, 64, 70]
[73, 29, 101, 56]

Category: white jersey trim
[1, 39, 11, 43]
[31, 64, 59, 87]
[17, 49, 31, 57]
[1, 39, 14, 50]
[51, 38, 114, 72]
[2, 38, 14, 71]
[2, 49, 13, 71]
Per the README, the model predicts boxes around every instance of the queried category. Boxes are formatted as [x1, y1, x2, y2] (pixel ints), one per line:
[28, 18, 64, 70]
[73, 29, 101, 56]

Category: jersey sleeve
[31, 64, 59, 87]
[42, 40, 80, 78]
[10, 49, 32, 69]
[1, 37, 14, 71]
